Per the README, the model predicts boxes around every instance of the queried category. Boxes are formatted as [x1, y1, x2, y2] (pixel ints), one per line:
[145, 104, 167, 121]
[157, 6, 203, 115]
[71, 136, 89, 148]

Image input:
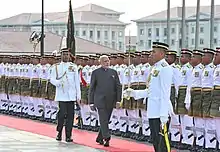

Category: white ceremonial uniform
[80, 65, 91, 126]
[170, 63, 182, 143]
[14, 63, 21, 114]
[201, 63, 216, 149]
[139, 63, 151, 136]
[0, 62, 4, 110]
[213, 64, 220, 150]
[111, 64, 126, 132]
[50, 61, 81, 102]
[179, 62, 194, 146]
[128, 64, 140, 134]
[31, 63, 42, 117]
[147, 59, 173, 119]
[40, 63, 51, 119]
[119, 64, 131, 133]
[187, 63, 204, 147]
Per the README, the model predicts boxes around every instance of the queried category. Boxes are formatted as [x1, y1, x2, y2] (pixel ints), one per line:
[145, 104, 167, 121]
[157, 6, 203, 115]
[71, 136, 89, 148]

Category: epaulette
[210, 64, 215, 68]
[186, 64, 192, 68]
[199, 64, 204, 69]
[161, 62, 168, 67]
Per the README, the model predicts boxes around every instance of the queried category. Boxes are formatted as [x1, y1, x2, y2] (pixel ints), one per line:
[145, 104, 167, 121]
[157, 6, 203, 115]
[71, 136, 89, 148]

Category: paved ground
[0, 125, 104, 152]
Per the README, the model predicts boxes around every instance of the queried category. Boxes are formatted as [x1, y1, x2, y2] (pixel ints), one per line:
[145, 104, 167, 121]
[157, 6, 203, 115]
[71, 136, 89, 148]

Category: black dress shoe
[104, 137, 110, 147]
[66, 138, 73, 142]
[96, 138, 104, 145]
[56, 132, 62, 141]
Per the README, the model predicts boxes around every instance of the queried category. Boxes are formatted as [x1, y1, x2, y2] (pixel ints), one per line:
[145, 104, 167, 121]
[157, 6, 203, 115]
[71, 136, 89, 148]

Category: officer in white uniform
[147, 42, 173, 152]
[50, 49, 81, 142]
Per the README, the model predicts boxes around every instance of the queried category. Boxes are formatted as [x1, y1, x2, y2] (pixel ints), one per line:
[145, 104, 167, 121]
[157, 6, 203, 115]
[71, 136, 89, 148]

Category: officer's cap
[152, 42, 169, 50]
[117, 53, 125, 58]
[181, 49, 193, 55]
[216, 47, 220, 53]
[203, 48, 215, 55]
[110, 54, 117, 58]
[135, 51, 141, 56]
[166, 50, 177, 55]
[193, 49, 204, 56]
[141, 51, 150, 55]
[60, 48, 70, 53]
[125, 52, 135, 58]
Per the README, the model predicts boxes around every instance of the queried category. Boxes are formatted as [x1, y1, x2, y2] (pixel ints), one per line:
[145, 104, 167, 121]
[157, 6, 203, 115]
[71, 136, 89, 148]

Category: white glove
[160, 116, 168, 129]
[185, 103, 190, 110]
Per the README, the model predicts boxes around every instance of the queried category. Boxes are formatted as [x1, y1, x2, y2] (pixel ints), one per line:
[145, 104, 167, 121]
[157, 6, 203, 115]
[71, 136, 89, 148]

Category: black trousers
[149, 118, 170, 152]
[97, 108, 113, 140]
[56, 101, 75, 138]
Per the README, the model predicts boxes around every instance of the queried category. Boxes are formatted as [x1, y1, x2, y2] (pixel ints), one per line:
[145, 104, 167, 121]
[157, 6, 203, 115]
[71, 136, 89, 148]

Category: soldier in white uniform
[187, 50, 204, 150]
[211, 47, 220, 150]
[165, 50, 182, 147]
[176, 49, 194, 149]
[201, 48, 216, 150]
[50, 49, 81, 142]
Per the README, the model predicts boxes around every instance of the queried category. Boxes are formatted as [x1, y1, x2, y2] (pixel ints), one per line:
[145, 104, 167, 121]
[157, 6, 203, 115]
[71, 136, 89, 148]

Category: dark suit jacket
[88, 67, 122, 109]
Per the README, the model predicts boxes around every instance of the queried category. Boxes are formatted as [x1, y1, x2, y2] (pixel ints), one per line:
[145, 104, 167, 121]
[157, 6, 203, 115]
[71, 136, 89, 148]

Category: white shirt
[50, 61, 81, 102]
[147, 59, 173, 118]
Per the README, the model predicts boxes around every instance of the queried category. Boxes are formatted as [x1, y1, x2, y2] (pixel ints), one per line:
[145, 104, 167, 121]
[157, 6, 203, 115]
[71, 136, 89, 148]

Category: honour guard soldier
[176, 49, 194, 149]
[166, 50, 182, 147]
[211, 47, 220, 150]
[50, 48, 81, 142]
[187, 50, 204, 150]
[201, 48, 216, 150]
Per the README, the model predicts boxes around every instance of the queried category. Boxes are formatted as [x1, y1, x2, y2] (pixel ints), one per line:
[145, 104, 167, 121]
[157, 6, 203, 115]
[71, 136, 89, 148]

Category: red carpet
[0, 115, 175, 152]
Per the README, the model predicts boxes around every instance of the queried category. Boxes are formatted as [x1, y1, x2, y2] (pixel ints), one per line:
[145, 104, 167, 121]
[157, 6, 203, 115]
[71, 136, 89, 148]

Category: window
[171, 39, 175, 45]
[140, 29, 144, 35]
[97, 31, 101, 39]
[75, 31, 79, 36]
[171, 28, 175, 34]
[82, 30, 86, 36]
[112, 41, 116, 49]
[156, 28, 159, 37]
[164, 28, 167, 36]
[148, 40, 151, 48]
[179, 28, 182, 34]
[148, 28, 152, 37]
[200, 38, 204, 45]
[112, 31, 115, 40]
[55, 30, 59, 35]
[62, 30, 65, 36]
[179, 39, 182, 48]
[156, 39, 159, 42]
[164, 39, 167, 43]
[104, 31, 108, 39]
[214, 38, 217, 44]
[191, 27, 195, 33]
[89, 31, 93, 39]
[200, 27, 204, 33]
[214, 26, 218, 32]
[140, 40, 144, 46]
[191, 39, 194, 45]
[104, 41, 108, 46]
[119, 31, 123, 37]
[97, 41, 101, 44]
[119, 41, 122, 50]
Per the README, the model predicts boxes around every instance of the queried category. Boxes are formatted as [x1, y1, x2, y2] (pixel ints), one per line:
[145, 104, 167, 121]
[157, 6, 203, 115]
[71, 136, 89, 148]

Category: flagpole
[41, 0, 44, 56]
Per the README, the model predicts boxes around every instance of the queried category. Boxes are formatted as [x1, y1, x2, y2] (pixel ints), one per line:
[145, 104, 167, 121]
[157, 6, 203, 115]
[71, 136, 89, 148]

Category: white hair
[99, 55, 109, 62]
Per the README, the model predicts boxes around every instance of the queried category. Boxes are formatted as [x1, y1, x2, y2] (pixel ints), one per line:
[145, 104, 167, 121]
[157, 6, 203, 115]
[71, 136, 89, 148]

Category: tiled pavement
[0, 125, 104, 152]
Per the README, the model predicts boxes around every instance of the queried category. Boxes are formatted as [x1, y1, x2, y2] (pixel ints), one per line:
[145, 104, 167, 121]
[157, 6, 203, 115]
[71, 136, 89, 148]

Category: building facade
[133, 5, 220, 53]
[0, 4, 127, 51]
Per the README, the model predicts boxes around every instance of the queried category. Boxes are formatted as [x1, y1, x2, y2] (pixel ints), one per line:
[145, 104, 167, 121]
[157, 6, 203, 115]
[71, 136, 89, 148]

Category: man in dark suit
[88, 55, 122, 147]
